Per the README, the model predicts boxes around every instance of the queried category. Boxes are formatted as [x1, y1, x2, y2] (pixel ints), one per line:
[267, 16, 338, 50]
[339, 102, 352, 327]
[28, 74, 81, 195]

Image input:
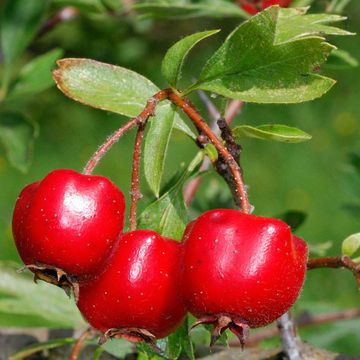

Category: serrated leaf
[134, 0, 249, 20]
[0, 261, 85, 328]
[168, 317, 194, 360]
[8, 49, 64, 99]
[275, 7, 354, 45]
[162, 30, 220, 88]
[9, 338, 76, 360]
[233, 124, 312, 143]
[342, 233, 360, 257]
[138, 152, 203, 240]
[144, 105, 176, 197]
[0, 112, 38, 172]
[1, 0, 48, 65]
[186, 6, 343, 103]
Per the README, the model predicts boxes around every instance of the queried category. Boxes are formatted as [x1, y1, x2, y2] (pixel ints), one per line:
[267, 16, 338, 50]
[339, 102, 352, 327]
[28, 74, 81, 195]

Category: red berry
[240, 0, 292, 15]
[12, 169, 125, 277]
[182, 209, 308, 344]
[77, 230, 186, 342]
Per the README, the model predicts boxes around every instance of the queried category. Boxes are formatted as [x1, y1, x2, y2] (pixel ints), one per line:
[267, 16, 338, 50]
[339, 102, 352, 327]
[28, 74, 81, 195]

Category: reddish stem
[167, 90, 250, 213]
[129, 122, 146, 231]
[83, 91, 168, 175]
[307, 256, 360, 288]
[69, 328, 92, 360]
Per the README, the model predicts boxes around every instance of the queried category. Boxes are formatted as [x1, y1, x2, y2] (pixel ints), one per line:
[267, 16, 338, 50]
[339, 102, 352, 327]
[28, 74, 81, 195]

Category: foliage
[0, 0, 359, 358]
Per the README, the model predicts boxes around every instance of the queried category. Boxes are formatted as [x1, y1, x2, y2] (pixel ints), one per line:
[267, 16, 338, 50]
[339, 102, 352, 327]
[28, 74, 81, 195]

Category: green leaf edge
[161, 29, 220, 88]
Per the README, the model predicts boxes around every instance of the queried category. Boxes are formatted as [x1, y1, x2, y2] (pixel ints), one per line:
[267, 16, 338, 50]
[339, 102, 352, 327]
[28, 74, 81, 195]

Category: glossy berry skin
[182, 209, 308, 329]
[12, 169, 125, 277]
[77, 230, 186, 339]
[241, 0, 292, 15]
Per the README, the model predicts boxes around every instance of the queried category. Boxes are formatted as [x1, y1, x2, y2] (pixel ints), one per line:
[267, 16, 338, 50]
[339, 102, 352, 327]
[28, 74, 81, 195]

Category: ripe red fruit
[12, 169, 125, 278]
[240, 0, 292, 15]
[182, 209, 308, 345]
[77, 230, 186, 342]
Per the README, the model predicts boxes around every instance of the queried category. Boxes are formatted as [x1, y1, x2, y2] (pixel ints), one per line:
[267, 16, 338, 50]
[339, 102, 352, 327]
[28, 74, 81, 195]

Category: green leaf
[173, 116, 196, 140]
[1, 0, 48, 65]
[134, 0, 249, 20]
[0, 261, 85, 328]
[349, 152, 360, 174]
[8, 49, 64, 99]
[277, 210, 307, 231]
[54, 58, 195, 197]
[168, 317, 194, 360]
[162, 30, 220, 88]
[144, 105, 176, 197]
[101, 338, 133, 358]
[327, 49, 358, 69]
[0, 112, 38, 172]
[275, 8, 354, 44]
[203, 143, 218, 162]
[291, 0, 314, 5]
[138, 152, 203, 240]
[233, 124, 312, 143]
[186, 6, 346, 103]
[308, 241, 333, 256]
[53, 58, 160, 117]
[9, 338, 76, 360]
[342, 233, 360, 257]
[52, 0, 106, 12]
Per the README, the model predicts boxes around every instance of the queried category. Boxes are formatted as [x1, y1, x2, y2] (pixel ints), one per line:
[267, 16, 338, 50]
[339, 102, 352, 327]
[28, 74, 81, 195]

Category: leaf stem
[69, 328, 92, 360]
[83, 90, 168, 175]
[166, 89, 250, 213]
[307, 256, 360, 288]
[129, 122, 146, 231]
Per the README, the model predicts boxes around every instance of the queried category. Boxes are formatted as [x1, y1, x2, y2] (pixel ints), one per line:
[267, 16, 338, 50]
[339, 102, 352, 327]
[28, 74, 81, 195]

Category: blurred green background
[0, 0, 359, 356]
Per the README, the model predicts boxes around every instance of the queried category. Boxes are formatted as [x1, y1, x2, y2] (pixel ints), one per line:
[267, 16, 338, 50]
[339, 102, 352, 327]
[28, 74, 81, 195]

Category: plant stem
[307, 256, 360, 288]
[277, 312, 303, 360]
[129, 122, 146, 231]
[83, 90, 168, 175]
[167, 90, 250, 213]
[69, 328, 92, 360]
[184, 96, 243, 206]
[230, 308, 360, 347]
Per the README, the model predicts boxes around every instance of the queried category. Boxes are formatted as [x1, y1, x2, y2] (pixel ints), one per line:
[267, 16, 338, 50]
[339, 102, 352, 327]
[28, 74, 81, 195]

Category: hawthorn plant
[3, 1, 360, 360]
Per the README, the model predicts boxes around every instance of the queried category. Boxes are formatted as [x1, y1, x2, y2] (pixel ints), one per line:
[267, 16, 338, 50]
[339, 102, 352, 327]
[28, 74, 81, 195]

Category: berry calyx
[12, 169, 125, 281]
[77, 230, 186, 344]
[182, 209, 308, 345]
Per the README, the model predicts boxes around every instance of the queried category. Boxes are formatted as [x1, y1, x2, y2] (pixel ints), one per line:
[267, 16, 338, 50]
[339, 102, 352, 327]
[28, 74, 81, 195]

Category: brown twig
[307, 256, 360, 288]
[129, 122, 146, 231]
[69, 328, 92, 360]
[230, 309, 360, 347]
[83, 91, 168, 175]
[277, 312, 303, 360]
[184, 94, 244, 206]
[225, 100, 244, 124]
[167, 90, 250, 213]
[37, 7, 79, 38]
